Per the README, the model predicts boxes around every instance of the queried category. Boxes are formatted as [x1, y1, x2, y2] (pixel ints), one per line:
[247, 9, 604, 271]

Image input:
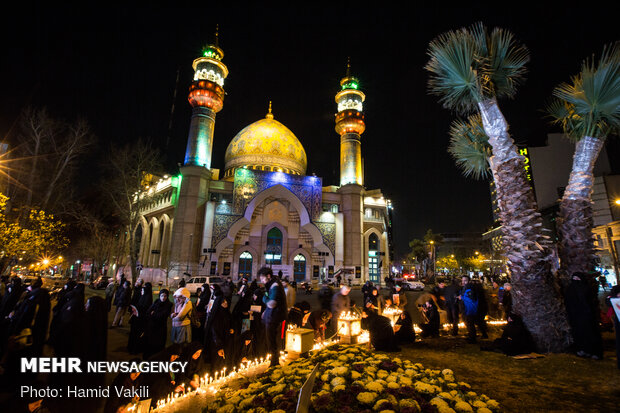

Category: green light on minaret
[342, 81, 359, 90]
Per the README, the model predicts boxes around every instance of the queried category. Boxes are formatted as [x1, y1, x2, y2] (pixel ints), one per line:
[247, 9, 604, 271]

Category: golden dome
[224, 108, 307, 177]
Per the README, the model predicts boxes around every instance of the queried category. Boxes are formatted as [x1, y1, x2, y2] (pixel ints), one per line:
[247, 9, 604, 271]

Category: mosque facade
[135, 40, 393, 285]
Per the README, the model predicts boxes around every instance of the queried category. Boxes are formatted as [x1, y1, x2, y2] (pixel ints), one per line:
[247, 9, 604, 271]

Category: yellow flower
[438, 392, 453, 400]
[271, 410, 286, 413]
[357, 392, 378, 404]
[332, 366, 348, 376]
[472, 401, 486, 409]
[320, 373, 329, 382]
[333, 385, 346, 392]
[486, 399, 500, 410]
[399, 376, 412, 386]
[373, 399, 390, 411]
[366, 381, 384, 393]
[399, 399, 420, 410]
[267, 383, 286, 396]
[454, 401, 474, 413]
[351, 371, 361, 380]
[331, 377, 346, 388]
[239, 396, 255, 409]
[376, 369, 389, 379]
[441, 369, 454, 376]
[477, 408, 492, 413]
[387, 382, 400, 389]
[385, 374, 397, 383]
[431, 397, 449, 408]
[414, 381, 436, 395]
[216, 405, 235, 413]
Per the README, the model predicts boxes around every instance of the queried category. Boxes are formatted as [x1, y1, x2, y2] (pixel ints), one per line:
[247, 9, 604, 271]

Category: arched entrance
[238, 251, 253, 279]
[368, 233, 380, 283]
[293, 254, 306, 282]
[266, 227, 283, 265]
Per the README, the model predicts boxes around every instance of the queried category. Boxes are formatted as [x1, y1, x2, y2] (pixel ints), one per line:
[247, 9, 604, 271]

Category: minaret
[184, 28, 228, 168]
[335, 59, 365, 278]
[169, 30, 228, 278]
[335, 59, 365, 186]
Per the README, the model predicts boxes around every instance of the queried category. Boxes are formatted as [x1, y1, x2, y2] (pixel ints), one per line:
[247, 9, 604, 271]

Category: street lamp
[429, 240, 436, 281]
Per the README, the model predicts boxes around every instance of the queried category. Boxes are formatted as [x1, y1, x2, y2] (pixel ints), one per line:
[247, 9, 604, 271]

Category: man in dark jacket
[259, 266, 286, 367]
[443, 279, 460, 336]
[112, 280, 131, 327]
[564, 273, 604, 359]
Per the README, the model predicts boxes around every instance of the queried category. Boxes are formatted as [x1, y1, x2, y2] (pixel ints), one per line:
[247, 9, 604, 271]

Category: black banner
[223, 262, 231, 275]
[313, 265, 319, 278]
[355, 266, 361, 278]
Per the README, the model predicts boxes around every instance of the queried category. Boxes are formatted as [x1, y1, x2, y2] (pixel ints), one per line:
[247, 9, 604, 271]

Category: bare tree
[12, 107, 93, 214]
[104, 139, 163, 285]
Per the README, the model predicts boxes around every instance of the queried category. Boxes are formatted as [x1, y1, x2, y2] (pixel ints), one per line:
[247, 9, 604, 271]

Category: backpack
[462, 287, 479, 316]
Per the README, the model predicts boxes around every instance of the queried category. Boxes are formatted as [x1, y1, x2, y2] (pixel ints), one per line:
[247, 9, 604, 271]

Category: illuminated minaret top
[335, 58, 365, 186]
[184, 27, 229, 168]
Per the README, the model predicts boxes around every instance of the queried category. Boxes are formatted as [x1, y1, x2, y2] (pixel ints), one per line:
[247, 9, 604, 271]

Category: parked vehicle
[401, 280, 425, 291]
[90, 275, 110, 290]
[184, 276, 224, 294]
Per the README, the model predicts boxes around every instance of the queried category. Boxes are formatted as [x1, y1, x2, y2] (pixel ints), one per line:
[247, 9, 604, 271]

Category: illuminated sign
[519, 148, 533, 182]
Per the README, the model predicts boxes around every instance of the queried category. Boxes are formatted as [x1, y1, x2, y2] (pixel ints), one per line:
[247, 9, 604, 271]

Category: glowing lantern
[337, 311, 362, 344]
[285, 327, 315, 358]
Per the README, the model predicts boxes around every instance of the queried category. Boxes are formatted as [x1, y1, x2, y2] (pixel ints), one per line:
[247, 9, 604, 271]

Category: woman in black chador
[54, 283, 86, 357]
[178, 341, 208, 390]
[361, 308, 400, 352]
[234, 330, 257, 366]
[394, 310, 416, 344]
[128, 282, 153, 354]
[144, 289, 173, 359]
[84, 296, 108, 361]
[142, 344, 183, 409]
[205, 296, 234, 373]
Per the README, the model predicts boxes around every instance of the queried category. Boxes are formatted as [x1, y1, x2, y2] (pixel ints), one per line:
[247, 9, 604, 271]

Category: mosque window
[239, 251, 253, 279]
[266, 227, 282, 265]
[369, 233, 380, 251]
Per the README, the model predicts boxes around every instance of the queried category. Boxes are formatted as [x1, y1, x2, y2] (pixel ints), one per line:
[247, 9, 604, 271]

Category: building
[133, 41, 392, 285]
[527, 133, 619, 285]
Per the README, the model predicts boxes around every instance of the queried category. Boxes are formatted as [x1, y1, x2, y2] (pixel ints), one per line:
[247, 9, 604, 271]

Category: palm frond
[470, 23, 530, 99]
[448, 114, 492, 179]
[551, 42, 620, 140]
[425, 28, 482, 113]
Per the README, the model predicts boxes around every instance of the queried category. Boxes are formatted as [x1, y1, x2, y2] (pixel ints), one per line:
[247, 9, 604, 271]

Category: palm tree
[426, 23, 572, 352]
[547, 43, 620, 286]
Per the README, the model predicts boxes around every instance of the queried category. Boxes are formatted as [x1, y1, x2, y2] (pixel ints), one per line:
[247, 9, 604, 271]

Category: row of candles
[152, 355, 272, 411]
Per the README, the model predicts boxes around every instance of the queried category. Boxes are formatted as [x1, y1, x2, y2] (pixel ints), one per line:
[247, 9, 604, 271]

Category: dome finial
[346, 57, 351, 77]
[266, 101, 274, 119]
[215, 24, 219, 47]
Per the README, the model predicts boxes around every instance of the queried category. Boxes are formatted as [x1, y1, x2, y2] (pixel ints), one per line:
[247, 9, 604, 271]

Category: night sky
[1, 4, 618, 258]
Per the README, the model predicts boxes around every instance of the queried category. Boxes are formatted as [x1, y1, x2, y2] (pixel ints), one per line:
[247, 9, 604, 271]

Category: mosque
[134, 39, 393, 285]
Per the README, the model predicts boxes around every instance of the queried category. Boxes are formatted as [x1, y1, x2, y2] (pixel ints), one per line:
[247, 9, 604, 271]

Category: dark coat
[114, 284, 131, 307]
[395, 311, 416, 343]
[9, 286, 50, 355]
[128, 284, 153, 354]
[564, 276, 603, 358]
[361, 311, 399, 352]
[144, 298, 173, 359]
[262, 280, 287, 324]
[53, 285, 85, 357]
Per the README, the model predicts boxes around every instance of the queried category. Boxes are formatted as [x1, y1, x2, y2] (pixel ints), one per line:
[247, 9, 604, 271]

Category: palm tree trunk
[479, 98, 572, 352]
[557, 136, 604, 287]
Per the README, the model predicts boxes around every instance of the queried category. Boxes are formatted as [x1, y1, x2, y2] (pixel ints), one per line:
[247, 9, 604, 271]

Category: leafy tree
[0, 192, 68, 273]
[425, 22, 571, 351]
[547, 42, 620, 285]
[436, 255, 459, 272]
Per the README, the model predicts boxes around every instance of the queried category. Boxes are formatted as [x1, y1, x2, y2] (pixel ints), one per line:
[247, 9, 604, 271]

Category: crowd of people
[0, 267, 618, 412]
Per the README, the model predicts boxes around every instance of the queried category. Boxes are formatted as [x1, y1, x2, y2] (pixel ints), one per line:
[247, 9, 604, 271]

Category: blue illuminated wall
[232, 169, 323, 220]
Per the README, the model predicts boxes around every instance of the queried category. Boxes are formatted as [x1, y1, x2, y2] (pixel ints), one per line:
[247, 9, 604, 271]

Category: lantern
[337, 311, 362, 344]
[285, 327, 315, 358]
[382, 306, 402, 326]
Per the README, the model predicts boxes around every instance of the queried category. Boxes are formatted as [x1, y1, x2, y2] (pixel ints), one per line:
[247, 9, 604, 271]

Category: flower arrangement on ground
[204, 345, 500, 413]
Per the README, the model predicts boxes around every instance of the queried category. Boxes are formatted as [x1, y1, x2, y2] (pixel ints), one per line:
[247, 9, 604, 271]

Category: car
[90, 275, 110, 290]
[401, 280, 425, 291]
[184, 276, 224, 295]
